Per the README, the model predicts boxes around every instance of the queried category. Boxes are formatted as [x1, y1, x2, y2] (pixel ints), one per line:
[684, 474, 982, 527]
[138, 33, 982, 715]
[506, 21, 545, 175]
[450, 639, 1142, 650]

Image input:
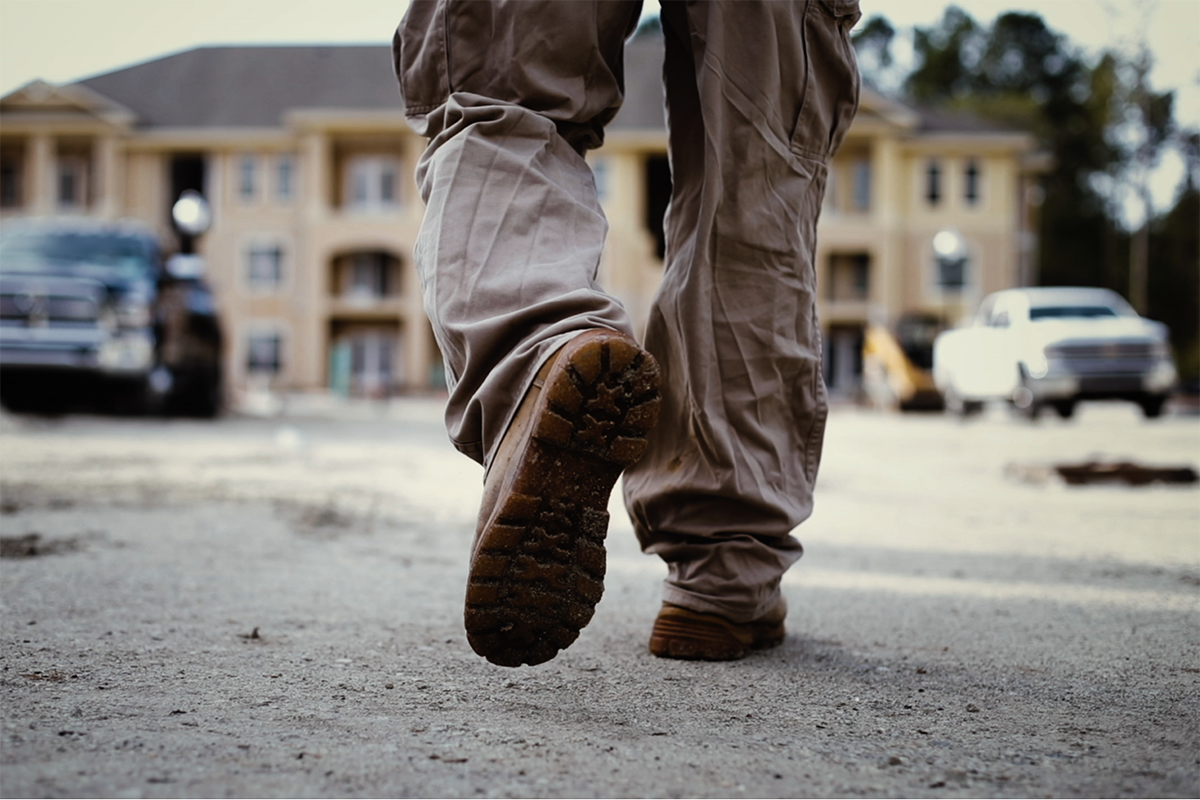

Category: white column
[302, 132, 329, 220]
[299, 131, 330, 389]
[29, 134, 54, 215]
[871, 135, 902, 324]
[93, 136, 121, 218]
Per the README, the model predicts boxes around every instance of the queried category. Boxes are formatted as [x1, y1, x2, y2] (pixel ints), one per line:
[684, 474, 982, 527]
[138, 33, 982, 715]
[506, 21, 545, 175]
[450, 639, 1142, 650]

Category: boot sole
[465, 331, 661, 667]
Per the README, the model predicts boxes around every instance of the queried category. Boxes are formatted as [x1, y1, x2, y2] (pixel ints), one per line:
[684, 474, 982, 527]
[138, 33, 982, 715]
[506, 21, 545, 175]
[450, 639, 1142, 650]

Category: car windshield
[0, 230, 158, 280]
[1029, 305, 1120, 320]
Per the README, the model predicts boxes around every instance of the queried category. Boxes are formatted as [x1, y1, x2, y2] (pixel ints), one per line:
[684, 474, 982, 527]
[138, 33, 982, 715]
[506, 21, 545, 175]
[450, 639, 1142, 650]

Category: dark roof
[912, 104, 1027, 134]
[78, 45, 401, 128]
[68, 41, 1021, 138]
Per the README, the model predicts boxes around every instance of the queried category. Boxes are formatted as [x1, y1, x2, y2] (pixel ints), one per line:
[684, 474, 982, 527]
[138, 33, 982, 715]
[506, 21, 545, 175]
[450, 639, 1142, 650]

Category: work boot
[466, 329, 661, 667]
[648, 598, 788, 661]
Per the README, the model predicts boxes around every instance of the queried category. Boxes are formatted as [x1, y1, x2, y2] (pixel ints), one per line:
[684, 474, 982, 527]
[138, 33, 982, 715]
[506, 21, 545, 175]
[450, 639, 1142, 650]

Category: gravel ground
[0, 398, 1197, 798]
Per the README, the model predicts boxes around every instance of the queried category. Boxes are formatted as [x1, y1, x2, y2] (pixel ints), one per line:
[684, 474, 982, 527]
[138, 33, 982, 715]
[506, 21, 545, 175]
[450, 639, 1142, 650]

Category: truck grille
[1049, 342, 1155, 359]
[1046, 340, 1158, 375]
[0, 292, 100, 324]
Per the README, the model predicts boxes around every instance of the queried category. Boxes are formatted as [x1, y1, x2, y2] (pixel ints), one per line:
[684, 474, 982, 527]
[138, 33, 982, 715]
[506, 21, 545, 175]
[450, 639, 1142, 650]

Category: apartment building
[0, 39, 1042, 401]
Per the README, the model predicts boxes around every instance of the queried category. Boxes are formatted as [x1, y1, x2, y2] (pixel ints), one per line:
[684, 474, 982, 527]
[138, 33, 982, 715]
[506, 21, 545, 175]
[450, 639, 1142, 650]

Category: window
[348, 252, 391, 298]
[246, 331, 283, 375]
[827, 253, 871, 301]
[276, 154, 295, 202]
[1029, 305, 1120, 320]
[247, 242, 284, 289]
[351, 332, 395, 396]
[851, 158, 871, 212]
[824, 325, 865, 393]
[938, 257, 966, 291]
[336, 251, 398, 301]
[925, 160, 942, 206]
[964, 159, 981, 206]
[57, 157, 88, 209]
[0, 157, 21, 207]
[345, 155, 400, 212]
[238, 155, 257, 202]
[932, 231, 970, 294]
[329, 327, 402, 397]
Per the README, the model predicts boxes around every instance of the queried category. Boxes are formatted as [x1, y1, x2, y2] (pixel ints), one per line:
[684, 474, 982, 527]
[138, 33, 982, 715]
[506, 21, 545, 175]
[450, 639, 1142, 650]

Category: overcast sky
[1, 0, 1196, 214]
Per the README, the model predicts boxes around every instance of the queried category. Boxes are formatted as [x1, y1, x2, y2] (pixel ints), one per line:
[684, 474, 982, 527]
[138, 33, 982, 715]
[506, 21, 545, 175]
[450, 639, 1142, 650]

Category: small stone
[966, 703, 981, 713]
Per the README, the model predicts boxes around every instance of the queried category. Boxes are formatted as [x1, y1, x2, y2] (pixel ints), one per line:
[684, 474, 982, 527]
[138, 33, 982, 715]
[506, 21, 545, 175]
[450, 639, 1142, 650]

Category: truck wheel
[107, 377, 160, 416]
[185, 369, 222, 419]
[192, 378, 222, 419]
[944, 385, 983, 418]
[1139, 395, 1166, 419]
[1052, 400, 1077, 419]
[1013, 368, 1043, 421]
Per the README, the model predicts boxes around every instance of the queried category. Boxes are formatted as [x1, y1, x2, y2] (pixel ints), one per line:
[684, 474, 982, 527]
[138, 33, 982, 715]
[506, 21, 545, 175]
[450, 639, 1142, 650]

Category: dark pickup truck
[0, 219, 222, 416]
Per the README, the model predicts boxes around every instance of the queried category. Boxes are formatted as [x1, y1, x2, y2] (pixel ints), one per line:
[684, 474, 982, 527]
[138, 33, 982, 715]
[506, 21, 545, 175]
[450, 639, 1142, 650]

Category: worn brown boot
[465, 329, 661, 667]
[648, 598, 788, 661]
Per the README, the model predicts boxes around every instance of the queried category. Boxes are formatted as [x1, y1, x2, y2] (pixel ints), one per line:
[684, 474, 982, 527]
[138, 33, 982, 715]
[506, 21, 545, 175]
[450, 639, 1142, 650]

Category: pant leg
[622, 0, 861, 623]
[394, 0, 643, 467]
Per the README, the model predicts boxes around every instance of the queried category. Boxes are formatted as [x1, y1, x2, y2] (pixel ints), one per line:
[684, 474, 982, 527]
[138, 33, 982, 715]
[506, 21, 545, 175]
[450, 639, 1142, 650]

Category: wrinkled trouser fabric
[394, 0, 860, 622]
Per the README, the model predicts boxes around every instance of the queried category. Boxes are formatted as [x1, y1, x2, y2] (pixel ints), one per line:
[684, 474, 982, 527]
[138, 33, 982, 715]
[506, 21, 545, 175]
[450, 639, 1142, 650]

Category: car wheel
[182, 367, 222, 419]
[1052, 400, 1077, 419]
[1139, 395, 1167, 419]
[1013, 368, 1044, 421]
[162, 364, 221, 418]
[105, 377, 160, 416]
[943, 384, 983, 418]
[191, 376, 222, 419]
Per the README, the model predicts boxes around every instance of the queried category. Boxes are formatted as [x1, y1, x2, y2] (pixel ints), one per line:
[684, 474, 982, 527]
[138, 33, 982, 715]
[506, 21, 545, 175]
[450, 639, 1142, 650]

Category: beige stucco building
[0, 39, 1042, 403]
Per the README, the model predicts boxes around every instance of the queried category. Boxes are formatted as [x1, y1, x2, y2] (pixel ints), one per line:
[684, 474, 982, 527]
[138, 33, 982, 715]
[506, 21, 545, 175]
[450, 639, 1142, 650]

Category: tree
[1147, 130, 1200, 381]
[851, 16, 897, 90]
[1111, 42, 1176, 314]
[905, 6, 979, 102]
[902, 9, 1127, 291]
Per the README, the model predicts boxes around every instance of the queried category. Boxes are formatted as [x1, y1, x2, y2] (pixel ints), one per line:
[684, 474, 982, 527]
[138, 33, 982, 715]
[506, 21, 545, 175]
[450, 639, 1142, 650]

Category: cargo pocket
[818, 0, 861, 16]
[790, 0, 861, 161]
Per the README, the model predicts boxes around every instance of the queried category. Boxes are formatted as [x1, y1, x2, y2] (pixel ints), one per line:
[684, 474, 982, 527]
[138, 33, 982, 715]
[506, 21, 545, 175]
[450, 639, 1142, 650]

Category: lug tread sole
[466, 333, 660, 667]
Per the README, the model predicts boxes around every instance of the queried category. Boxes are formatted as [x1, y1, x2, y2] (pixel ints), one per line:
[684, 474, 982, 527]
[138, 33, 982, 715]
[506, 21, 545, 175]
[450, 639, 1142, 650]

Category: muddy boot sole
[466, 331, 661, 667]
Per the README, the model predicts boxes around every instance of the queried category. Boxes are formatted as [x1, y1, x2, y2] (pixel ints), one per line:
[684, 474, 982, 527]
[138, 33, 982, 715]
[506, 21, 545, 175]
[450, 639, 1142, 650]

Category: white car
[933, 287, 1177, 419]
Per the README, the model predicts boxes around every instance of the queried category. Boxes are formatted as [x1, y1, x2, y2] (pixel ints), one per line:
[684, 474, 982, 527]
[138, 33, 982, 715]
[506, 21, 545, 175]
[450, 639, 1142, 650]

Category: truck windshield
[0, 230, 158, 280]
[1029, 306, 1120, 320]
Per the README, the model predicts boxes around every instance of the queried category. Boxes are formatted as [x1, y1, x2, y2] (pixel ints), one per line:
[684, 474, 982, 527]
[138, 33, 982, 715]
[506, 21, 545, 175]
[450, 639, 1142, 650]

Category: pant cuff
[661, 581, 784, 625]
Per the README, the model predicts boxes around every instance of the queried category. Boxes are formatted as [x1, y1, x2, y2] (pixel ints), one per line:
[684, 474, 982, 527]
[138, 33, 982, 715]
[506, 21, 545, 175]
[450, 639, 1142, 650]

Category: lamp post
[933, 228, 969, 324]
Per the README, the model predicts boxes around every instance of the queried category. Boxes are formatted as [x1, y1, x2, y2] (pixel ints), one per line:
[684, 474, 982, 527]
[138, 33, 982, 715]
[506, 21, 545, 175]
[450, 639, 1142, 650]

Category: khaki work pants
[395, 0, 861, 623]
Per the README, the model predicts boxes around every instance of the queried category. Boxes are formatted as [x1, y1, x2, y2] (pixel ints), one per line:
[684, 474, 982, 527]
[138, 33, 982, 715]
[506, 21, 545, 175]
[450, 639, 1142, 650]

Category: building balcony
[327, 292, 406, 319]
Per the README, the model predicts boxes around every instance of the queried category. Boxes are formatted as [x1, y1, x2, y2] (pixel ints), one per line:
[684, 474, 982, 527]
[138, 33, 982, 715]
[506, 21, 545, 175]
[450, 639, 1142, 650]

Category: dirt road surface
[1, 399, 1197, 798]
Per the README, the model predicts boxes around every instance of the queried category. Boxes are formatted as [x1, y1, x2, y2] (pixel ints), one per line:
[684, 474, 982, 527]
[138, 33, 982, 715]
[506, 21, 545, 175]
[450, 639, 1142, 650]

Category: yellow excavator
[862, 313, 946, 411]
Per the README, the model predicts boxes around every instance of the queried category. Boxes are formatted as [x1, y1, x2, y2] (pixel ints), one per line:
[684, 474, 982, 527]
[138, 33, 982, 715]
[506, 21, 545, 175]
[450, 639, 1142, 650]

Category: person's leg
[395, 0, 658, 667]
[395, 0, 643, 468]
[623, 0, 861, 642]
